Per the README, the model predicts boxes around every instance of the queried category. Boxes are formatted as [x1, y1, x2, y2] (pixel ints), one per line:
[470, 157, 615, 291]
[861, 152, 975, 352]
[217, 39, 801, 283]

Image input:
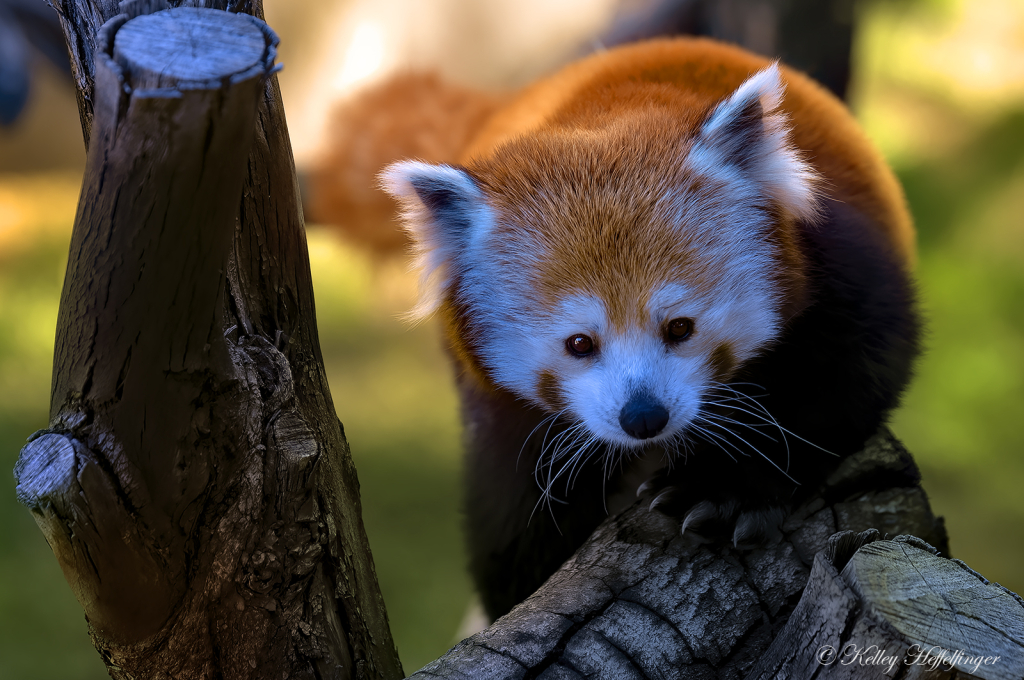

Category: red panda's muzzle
[619, 393, 671, 440]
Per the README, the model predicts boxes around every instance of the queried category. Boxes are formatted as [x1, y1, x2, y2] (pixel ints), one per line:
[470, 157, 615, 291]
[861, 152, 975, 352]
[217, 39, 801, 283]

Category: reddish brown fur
[420, 39, 915, 387]
[472, 114, 704, 331]
[331, 39, 915, 404]
[467, 120, 809, 333]
[308, 73, 505, 253]
[378, 38, 921, 621]
[536, 371, 567, 411]
[461, 38, 914, 270]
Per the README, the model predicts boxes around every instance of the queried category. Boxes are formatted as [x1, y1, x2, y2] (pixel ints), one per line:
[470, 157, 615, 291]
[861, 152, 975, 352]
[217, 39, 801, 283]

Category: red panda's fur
[462, 39, 913, 264]
[380, 38, 920, 620]
[306, 73, 506, 253]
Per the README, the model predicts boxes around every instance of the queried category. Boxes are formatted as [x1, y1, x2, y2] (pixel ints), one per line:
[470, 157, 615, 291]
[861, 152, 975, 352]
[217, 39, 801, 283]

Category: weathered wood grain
[846, 539, 1024, 680]
[410, 430, 957, 679]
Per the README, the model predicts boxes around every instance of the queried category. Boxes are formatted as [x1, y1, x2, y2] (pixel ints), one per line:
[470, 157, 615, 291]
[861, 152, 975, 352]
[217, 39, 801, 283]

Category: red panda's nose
[619, 395, 670, 440]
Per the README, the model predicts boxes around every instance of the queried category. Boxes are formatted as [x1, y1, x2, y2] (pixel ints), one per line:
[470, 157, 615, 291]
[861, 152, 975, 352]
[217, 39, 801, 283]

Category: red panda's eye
[566, 334, 595, 357]
[666, 317, 695, 342]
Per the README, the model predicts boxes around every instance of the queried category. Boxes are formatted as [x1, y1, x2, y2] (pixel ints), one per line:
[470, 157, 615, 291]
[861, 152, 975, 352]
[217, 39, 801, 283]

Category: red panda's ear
[380, 160, 492, 318]
[690, 64, 820, 223]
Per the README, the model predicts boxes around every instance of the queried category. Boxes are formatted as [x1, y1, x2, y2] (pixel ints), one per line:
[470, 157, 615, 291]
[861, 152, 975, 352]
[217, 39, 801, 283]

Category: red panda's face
[384, 64, 818, 451]
[512, 279, 783, 449]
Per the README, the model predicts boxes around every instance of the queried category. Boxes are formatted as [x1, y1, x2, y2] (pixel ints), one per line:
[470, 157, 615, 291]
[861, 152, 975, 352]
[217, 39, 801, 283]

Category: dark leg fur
[460, 377, 610, 619]
[739, 198, 920, 477]
[462, 198, 920, 619]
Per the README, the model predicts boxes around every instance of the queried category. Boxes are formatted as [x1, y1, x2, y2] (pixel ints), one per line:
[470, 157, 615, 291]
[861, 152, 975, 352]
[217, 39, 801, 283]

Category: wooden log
[748, 532, 1024, 680]
[16, 3, 401, 679]
[409, 430, 958, 679]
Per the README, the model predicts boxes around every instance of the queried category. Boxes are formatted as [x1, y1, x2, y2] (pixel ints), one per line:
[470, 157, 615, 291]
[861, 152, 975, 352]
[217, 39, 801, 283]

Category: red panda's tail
[305, 72, 505, 255]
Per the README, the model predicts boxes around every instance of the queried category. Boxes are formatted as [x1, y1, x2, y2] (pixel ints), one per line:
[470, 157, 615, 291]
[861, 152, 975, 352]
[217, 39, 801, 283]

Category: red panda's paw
[638, 479, 788, 547]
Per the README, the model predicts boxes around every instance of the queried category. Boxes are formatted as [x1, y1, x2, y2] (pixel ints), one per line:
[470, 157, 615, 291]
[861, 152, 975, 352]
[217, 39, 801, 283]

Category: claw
[732, 507, 786, 547]
[636, 479, 655, 498]
[732, 512, 760, 547]
[649, 489, 674, 511]
[680, 500, 717, 536]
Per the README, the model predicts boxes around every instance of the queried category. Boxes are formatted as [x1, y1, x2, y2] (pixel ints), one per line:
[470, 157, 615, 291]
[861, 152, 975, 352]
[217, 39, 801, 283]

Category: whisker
[694, 414, 771, 457]
[702, 389, 770, 402]
[715, 394, 836, 458]
[530, 418, 601, 519]
[567, 438, 602, 491]
[699, 409, 780, 441]
[545, 424, 589, 485]
[716, 388, 792, 471]
[687, 422, 740, 462]
[534, 417, 582, 486]
[554, 431, 597, 490]
[526, 410, 566, 474]
[704, 381, 803, 469]
[519, 414, 556, 467]
[695, 416, 799, 484]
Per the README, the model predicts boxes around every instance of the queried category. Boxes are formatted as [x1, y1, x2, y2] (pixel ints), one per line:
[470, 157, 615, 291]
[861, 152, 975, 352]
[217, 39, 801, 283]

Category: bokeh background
[1, 0, 1022, 676]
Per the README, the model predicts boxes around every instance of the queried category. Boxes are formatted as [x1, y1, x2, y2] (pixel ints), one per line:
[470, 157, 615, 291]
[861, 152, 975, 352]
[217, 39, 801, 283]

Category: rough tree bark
[412, 432, 1023, 679]
[748, 532, 1024, 680]
[15, 1, 402, 678]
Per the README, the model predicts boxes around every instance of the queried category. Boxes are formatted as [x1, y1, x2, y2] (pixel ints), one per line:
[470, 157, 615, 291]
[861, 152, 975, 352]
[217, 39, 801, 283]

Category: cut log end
[100, 6, 278, 95]
[14, 433, 78, 509]
[113, 8, 267, 90]
[845, 537, 1024, 680]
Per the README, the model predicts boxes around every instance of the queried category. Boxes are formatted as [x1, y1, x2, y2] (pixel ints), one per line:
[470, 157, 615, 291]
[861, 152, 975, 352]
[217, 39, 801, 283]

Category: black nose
[618, 395, 670, 440]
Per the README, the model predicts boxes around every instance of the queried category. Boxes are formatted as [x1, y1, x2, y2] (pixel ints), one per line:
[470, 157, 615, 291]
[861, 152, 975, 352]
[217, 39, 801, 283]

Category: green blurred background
[1, 0, 1022, 676]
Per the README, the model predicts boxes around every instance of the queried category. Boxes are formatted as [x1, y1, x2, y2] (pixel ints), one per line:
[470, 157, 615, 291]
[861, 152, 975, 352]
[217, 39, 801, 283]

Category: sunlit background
[1, 0, 1022, 676]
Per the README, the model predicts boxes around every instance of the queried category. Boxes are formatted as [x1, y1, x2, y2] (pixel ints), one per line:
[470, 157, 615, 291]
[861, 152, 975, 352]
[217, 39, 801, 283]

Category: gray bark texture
[413, 432, 1022, 680]
[749, 533, 1024, 680]
[14, 1, 402, 678]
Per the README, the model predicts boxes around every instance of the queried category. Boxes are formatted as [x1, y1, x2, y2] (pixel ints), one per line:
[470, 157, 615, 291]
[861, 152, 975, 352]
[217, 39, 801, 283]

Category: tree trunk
[15, 1, 402, 678]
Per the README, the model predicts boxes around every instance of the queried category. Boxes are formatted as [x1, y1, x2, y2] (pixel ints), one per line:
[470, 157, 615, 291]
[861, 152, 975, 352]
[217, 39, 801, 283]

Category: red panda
[307, 73, 506, 254]
[381, 38, 919, 620]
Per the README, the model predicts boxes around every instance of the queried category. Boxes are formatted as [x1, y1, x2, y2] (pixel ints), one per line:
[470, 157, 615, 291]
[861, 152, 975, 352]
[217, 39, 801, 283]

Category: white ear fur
[691, 64, 820, 222]
[380, 160, 492, 318]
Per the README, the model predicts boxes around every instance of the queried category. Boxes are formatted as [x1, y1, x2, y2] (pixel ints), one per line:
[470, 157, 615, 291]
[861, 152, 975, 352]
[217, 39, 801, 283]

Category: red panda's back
[461, 38, 914, 268]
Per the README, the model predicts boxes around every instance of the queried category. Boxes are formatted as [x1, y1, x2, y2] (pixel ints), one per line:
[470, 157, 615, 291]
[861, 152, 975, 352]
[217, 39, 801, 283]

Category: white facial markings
[472, 293, 606, 401]
[647, 283, 705, 329]
[561, 328, 705, 447]
[464, 211, 788, 451]
[653, 150, 790, 367]
[474, 268, 785, 450]
[381, 72, 807, 453]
